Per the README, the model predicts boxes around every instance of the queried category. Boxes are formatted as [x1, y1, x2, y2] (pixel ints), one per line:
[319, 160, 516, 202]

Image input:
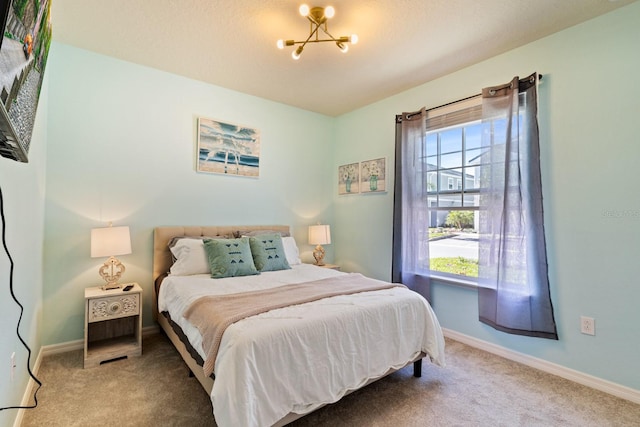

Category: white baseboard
[12, 325, 161, 426]
[142, 325, 160, 337]
[41, 338, 84, 355]
[12, 346, 43, 427]
[41, 325, 160, 356]
[443, 328, 640, 405]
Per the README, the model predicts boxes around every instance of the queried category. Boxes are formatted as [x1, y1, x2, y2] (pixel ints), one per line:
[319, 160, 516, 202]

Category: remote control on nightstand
[122, 284, 133, 291]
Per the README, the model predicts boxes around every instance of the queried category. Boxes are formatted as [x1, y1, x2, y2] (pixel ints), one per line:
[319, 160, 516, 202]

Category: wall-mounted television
[0, 0, 52, 163]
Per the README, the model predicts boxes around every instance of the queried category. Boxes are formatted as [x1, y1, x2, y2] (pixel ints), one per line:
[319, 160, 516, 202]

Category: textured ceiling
[51, 0, 636, 116]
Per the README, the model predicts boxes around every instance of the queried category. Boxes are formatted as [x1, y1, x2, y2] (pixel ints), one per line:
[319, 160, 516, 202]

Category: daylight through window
[422, 96, 483, 279]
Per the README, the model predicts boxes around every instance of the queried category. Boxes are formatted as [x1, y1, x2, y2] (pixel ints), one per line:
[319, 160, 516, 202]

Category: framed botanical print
[338, 162, 360, 195]
[360, 158, 386, 193]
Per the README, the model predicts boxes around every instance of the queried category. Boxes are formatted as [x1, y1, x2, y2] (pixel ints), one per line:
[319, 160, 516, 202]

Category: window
[394, 74, 556, 338]
[423, 96, 483, 279]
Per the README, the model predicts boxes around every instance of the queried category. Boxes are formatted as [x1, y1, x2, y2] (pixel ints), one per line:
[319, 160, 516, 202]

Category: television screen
[0, 0, 52, 163]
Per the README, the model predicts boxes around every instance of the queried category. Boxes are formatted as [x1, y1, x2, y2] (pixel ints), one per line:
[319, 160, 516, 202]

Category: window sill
[428, 272, 478, 290]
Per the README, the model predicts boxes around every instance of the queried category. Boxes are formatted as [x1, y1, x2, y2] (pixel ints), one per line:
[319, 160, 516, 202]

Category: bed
[153, 225, 445, 427]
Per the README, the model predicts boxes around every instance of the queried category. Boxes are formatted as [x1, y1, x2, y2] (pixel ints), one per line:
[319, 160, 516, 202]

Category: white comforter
[158, 264, 445, 427]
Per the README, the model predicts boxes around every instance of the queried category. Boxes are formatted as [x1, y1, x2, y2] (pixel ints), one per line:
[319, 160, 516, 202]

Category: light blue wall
[0, 73, 47, 425]
[333, 3, 640, 390]
[3, 6, 637, 421]
[42, 43, 336, 345]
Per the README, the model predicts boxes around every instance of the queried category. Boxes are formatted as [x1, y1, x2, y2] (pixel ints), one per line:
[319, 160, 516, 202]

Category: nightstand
[84, 283, 142, 368]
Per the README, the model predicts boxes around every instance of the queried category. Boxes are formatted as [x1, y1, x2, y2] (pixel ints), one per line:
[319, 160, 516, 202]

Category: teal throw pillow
[203, 237, 259, 278]
[249, 233, 291, 272]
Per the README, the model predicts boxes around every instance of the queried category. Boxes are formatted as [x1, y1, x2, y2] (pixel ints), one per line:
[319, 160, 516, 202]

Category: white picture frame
[360, 157, 386, 193]
[196, 117, 260, 177]
[338, 162, 360, 195]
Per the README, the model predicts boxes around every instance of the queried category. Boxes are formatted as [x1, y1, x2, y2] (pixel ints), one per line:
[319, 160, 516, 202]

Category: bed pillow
[203, 237, 259, 278]
[169, 238, 210, 276]
[249, 234, 291, 272]
[282, 236, 302, 265]
[168, 233, 233, 253]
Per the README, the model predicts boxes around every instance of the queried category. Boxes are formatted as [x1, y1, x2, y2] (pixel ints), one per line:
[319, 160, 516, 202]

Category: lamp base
[313, 245, 326, 266]
[98, 256, 126, 290]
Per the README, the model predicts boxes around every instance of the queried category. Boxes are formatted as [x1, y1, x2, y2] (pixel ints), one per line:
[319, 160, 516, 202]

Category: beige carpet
[21, 333, 640, 427]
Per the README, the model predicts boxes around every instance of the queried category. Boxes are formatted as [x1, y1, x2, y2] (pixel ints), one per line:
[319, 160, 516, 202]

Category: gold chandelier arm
[305, 15, 341, 43]
[289, 38, 345, 45]
[289, 29, 347, 46]
[317, 24, 339, 42]
[301, 20, 321, 48]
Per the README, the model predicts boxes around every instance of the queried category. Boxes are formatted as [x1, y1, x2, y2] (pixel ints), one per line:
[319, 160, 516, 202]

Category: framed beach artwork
[360, 157, 386, 193]
[197, 117, 260, 177]
[338, 162, 360, 195]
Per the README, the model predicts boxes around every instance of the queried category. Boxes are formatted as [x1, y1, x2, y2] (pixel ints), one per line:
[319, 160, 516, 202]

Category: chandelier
[277, 4, 358, 60]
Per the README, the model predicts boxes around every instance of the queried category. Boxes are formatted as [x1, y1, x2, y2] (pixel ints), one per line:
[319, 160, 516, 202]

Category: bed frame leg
[413, 359, 422, 378]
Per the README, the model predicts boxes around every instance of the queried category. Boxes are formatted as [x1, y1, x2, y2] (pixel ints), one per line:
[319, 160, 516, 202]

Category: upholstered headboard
[152, 225, 291, 320]
[152, 225, 291, 283]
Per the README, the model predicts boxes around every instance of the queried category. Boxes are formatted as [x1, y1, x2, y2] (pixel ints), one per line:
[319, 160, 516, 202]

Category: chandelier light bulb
[276, 39, 284, 49]
[299, 4, 310, 17]
[350, 34, 358, 44]
[324, 6, 335, 19]
[292, 45, 303, 60]
[337, 42, 348, 53]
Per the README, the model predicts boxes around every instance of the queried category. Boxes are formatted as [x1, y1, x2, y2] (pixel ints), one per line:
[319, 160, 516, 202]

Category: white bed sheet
[158, 264, 445, 427]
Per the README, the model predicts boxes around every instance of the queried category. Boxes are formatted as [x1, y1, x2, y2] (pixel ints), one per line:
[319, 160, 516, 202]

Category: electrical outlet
[581, 316, 595, 336]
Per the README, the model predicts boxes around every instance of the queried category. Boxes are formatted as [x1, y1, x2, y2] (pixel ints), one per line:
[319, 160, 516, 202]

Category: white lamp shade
[91, 226, 132, 258]
[309, 224, 331, 245]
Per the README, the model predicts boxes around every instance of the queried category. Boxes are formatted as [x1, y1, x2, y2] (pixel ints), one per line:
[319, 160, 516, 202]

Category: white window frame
[424, 95, 483, 284]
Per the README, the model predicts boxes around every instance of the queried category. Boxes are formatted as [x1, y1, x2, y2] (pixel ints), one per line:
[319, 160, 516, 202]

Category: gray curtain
[392, 108, 432, 301]
[477, 73, 558, 339]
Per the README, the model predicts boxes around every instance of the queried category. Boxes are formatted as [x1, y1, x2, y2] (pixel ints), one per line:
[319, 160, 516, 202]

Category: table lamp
[91, 224, 132, 290]
[308, 224, 331, 266]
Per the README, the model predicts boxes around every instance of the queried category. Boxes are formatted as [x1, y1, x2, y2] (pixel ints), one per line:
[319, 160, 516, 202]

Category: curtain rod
[397, 73, 543, 122]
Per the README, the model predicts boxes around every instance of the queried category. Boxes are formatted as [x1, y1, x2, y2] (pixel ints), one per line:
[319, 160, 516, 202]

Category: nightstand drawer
[88, 293, 140, 322]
